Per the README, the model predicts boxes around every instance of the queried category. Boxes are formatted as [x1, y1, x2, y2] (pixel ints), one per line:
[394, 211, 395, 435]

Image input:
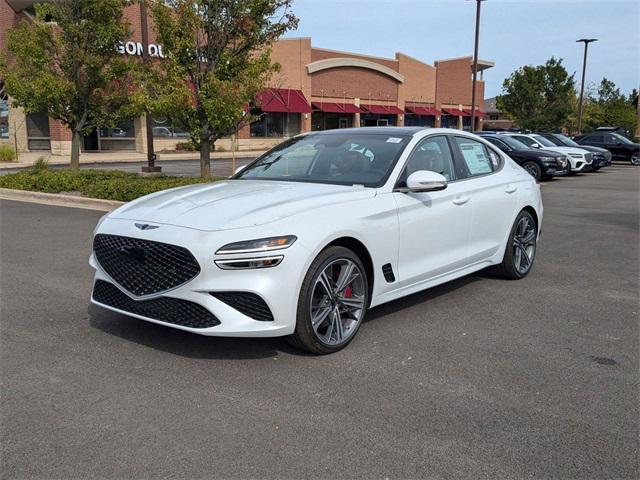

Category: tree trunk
[70, 130, 81, 169]
[199, 140, 211, 178]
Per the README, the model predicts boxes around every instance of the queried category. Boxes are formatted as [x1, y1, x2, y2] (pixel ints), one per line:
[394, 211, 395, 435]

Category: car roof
[303, 127, 473, 137]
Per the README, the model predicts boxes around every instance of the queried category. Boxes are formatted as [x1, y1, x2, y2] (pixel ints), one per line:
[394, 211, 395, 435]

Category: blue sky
[283, 0, 640, 98]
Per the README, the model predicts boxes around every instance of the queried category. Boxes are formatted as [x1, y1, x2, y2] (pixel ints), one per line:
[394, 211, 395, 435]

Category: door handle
[452, 195, 470, 205]
[504, 185, 518, 194]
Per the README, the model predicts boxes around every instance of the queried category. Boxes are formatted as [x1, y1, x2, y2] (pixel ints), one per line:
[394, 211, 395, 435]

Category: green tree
[0, 1, 138, 168]
[497, 57, 575, 131]
[148, 0, 297, 178]
[581, 78, 637, 136]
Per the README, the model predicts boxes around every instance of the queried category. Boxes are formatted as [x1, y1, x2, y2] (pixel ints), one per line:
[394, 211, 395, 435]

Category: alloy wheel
[631, 153, 640, 166]
[513, 216, 536, 275]
[310, 258, 366, 346]
[523, 162, 541, 180]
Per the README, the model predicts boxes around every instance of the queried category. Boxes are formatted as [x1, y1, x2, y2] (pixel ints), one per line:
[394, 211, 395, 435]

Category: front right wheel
[288, 246, 369, 354]
[492, 210, 538, 280]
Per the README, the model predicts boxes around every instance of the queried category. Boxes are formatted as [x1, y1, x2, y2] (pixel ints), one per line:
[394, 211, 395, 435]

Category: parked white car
[90, 128, 543, 354]
[500, 133, 593, 173]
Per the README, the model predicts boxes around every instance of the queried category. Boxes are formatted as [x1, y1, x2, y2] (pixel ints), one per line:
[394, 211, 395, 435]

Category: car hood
[572, 144, 608, 153]
[512, 149, 563, 159]
[108, 180, 375, 232]
[541, 146, 588, 155]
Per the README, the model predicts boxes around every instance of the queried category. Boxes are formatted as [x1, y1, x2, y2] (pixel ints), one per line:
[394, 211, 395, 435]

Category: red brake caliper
[344, 285, 352, 298]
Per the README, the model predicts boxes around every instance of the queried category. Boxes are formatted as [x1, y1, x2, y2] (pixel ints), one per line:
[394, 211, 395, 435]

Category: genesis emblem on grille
[135, 223, 160, 230]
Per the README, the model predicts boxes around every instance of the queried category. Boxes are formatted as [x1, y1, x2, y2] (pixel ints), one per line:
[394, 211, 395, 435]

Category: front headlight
[538, 156, 557, 165]
[216, 235, 297, 255]
[569, 153, 583, 158]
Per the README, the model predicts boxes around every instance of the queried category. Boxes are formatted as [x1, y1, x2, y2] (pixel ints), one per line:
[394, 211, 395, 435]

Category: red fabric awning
[311, 102, 364, 114]
[341, 103, 365, 113]
[442, 108, 469, 117]
[256, 88, 311, 113]
[406, 106, 440, 116]
[463, 109, 487, 118]
[362, 104, 404, 115]
[312, 102, 345, 113]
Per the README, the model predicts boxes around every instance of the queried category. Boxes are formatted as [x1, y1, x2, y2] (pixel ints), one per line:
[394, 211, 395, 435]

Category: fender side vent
[382, 263, 395, 283]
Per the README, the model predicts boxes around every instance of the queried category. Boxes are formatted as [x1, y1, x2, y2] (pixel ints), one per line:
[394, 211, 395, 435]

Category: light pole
[469, 0, 486, 133]
[576, 38, 597, 135]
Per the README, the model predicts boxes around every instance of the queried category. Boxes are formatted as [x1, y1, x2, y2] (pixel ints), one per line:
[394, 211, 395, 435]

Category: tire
[566, 161, 573, 176]
[630, 152, 640, 166]
[522, 161, 542, 181]
[287, 246, 369, 354]
[492, 210, 538, 280]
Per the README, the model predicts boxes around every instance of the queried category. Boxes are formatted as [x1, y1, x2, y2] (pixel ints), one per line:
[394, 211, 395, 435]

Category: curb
[0, 188, 124, 212]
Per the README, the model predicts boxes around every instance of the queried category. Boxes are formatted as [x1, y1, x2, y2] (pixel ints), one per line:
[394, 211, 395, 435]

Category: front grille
[93, 234, 200, 297]
[584, 153, 593, 163]
[211, 292, 274, 321]
[93, 280, 220, 328]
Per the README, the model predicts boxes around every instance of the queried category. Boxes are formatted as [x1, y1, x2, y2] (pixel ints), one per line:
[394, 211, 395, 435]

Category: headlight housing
[569, 153, 583, 158]
[216, 235, 297, 255]
[538, 156, 558, 165]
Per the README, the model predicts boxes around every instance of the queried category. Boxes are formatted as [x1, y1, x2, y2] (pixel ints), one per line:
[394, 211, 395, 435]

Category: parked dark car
[538, 133, 611, 170]
[478, 133, 569, 180]
[574, 132, 640, 165]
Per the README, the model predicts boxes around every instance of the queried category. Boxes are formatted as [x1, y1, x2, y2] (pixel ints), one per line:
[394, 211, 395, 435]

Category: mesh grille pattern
[211, 292, 274, 321]
[93, 234, 200, 296]
[93, 280, 220, 328]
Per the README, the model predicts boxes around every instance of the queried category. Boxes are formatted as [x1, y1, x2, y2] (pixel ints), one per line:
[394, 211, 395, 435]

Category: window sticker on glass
[459, 142, 492, 175]
[386, 137, 403, 143]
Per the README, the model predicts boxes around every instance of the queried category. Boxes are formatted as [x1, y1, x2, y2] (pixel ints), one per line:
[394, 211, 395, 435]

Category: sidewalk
[0, 149, 265, 170]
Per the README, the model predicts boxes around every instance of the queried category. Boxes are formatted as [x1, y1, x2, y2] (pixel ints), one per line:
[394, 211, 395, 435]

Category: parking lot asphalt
[1, 166, 638, 479]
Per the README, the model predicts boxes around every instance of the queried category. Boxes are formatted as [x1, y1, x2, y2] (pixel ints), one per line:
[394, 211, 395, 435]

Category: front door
[393, 135, 473, 287]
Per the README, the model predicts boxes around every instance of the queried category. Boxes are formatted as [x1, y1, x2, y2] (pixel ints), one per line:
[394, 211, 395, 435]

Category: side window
[513, 135, 536, 148]
[397, 135, 456, 186]
[486, 137, 508, 152]
[454, 136, 495, 177]
[603, 135, 617, 145]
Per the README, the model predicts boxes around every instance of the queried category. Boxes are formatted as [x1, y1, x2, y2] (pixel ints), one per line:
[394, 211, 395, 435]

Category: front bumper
[89, 220, 312, 337]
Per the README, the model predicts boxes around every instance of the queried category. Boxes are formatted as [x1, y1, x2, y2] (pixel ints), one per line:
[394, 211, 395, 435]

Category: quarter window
[397, 135, 456, 185]
[454, 137, 495, 177]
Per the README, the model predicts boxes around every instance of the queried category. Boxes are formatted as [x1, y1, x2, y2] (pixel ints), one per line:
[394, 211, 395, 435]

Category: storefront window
[250, 112, 301, 138]
[404, 115, 435, 127]
[0, 84, 8, 140]
[360, 114, 396, 127]
[311, 112, 354, 131]
[440, 115, 458, 129]
[97, 119, 136, 151]
[152, 117, 191, 138]
[27, 112, 51, 151]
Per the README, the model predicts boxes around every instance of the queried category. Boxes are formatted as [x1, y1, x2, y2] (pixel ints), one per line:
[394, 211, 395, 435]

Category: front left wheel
[492, 210, 538, 280]
[288, 246, 369, 354]
[630, 152, 640, 166]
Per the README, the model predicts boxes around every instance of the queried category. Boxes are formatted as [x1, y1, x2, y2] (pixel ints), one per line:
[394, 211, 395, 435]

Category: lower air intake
[211, 292, 274, 321]
[93, 280, 220, 329]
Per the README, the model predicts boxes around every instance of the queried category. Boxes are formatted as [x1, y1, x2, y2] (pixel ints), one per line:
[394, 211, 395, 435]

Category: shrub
[0, 168, 220, 202]
[175, 141, 197, 151]
[0, 144, 17, 162]
[32, 156, 49, 171]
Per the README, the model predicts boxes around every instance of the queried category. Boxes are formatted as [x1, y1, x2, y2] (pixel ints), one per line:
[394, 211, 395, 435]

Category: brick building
[1, 0, 494, 155]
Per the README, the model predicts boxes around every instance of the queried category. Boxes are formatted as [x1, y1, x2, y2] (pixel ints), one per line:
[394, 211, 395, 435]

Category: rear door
[451, 135, 519, 263]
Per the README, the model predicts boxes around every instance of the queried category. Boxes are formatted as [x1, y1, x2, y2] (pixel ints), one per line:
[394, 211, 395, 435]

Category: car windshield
[234, 132, 411, 187]
[532, 135, 557, 147]
[552, 134, 580, 147]
[612, 133, 634, 144]
[499, 135, 530, 150]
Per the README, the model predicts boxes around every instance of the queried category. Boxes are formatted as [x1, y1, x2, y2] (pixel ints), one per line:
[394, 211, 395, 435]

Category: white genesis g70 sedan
[90, 127, 543, 354]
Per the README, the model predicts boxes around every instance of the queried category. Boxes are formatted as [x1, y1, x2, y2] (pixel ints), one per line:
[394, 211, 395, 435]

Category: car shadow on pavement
[365, 274, 485, 323]
[88, 305, 305, 359]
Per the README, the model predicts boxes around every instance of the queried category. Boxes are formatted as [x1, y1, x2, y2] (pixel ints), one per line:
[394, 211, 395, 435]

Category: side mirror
[615, 141, 623, 146]
[397, 170, 448, 193]
[234, 165, 246, 175]
[530, 143, 541, 149]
